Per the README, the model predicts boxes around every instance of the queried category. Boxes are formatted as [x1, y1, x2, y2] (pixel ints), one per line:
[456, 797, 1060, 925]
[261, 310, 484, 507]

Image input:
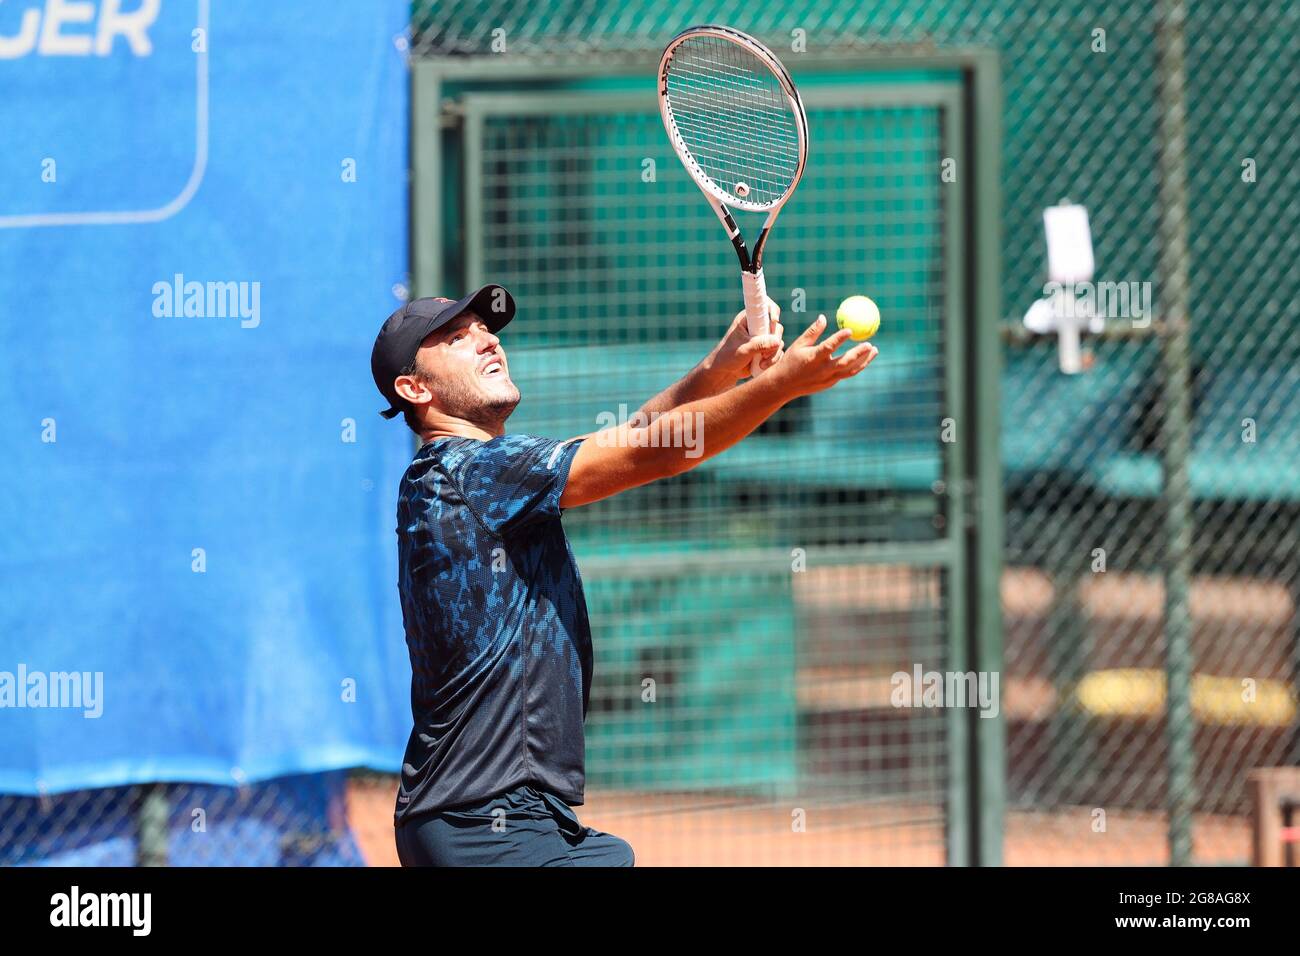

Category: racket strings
[667, 52, 798, 196]
[664, 34, 802, 206]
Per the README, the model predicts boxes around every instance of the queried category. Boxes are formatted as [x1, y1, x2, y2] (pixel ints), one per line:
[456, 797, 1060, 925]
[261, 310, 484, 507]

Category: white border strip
[0, 0, 209, 229]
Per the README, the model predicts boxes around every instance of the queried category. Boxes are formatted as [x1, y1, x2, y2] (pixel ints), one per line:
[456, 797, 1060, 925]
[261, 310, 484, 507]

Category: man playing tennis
[373, 284, 877, 866]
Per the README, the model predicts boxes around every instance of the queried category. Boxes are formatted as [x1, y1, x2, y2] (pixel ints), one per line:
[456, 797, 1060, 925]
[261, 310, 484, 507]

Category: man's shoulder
[399, 434, 557, 492]
[413, 433, 564, 470]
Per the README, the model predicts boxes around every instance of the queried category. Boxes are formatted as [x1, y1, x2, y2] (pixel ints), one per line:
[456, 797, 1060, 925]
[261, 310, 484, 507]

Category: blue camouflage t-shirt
[392, 433, 591, 824]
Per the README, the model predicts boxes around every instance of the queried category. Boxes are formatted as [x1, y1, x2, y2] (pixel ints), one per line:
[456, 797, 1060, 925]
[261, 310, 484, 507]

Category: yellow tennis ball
[835, 295, 880, 341]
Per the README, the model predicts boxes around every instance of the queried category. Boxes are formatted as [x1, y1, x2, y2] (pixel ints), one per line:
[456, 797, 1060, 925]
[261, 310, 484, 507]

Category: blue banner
[0, 0, 413, 794]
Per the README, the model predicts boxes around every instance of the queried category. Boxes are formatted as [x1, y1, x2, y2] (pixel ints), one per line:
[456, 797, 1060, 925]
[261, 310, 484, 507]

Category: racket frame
[657, 24, 809, 374]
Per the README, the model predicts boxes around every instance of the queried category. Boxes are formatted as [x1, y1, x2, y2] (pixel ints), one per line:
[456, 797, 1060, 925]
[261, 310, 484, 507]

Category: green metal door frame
[410, 48, 1003, 865]
[966, 51, 1004, 868]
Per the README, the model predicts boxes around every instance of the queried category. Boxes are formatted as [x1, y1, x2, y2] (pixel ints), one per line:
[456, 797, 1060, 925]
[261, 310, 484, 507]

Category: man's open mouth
[481, 360, 504, 377]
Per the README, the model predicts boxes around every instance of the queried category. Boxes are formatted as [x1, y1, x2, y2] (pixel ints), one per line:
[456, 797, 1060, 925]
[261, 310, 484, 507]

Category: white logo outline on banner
[0, 0, 209, 230]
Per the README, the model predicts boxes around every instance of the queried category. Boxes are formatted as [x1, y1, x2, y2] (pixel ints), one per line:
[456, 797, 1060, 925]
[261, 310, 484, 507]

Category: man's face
[401, 310, 520, 428]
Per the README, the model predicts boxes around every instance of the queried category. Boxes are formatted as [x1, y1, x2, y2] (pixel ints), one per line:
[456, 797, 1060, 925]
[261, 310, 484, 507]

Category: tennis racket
[657, 24, 809, 376]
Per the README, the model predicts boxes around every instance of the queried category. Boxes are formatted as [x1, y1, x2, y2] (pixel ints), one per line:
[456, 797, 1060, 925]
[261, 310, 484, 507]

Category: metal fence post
[1155, 0, 1195, 867]
[135, 784, 170, 867]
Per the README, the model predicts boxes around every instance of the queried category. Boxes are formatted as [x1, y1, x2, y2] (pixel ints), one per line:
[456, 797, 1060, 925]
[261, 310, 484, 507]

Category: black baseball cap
[371, 284, 516, 419]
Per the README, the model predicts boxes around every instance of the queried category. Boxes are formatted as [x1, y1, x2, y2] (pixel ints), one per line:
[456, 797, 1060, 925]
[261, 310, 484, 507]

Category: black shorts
[394, 784, 634, 867]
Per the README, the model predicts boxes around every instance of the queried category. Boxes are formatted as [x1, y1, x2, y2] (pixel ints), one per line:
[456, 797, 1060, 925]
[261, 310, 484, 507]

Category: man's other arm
[560, 316, 877, 509]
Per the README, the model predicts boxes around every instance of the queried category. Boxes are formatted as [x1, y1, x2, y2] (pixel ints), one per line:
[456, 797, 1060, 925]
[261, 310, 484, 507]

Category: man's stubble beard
[435, 372, 521, 432]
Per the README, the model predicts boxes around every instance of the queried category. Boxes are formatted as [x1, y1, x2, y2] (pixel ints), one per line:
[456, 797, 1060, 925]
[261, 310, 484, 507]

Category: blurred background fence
[3, 0, 1297, 866]
[394, 0, 1300, 866]
[407, 45, 1001, 865]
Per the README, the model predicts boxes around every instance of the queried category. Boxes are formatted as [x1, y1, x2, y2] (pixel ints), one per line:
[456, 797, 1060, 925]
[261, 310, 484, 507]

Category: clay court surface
[347, 778, 1250, 867]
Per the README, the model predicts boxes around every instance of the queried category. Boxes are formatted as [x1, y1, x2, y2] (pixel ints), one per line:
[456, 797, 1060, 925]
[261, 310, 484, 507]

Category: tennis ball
[836, 295, 880, 341]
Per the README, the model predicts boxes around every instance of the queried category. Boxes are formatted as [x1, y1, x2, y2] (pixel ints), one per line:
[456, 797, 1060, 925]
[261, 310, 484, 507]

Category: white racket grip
[741, 269, 769, 378]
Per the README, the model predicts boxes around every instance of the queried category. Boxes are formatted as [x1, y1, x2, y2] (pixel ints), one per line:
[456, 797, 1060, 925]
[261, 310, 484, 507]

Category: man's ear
[394, 373, 432, 406]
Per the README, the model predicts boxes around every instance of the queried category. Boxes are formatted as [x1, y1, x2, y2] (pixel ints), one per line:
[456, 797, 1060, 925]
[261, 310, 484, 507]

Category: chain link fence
[418, 55, 969, 864]
[399, 0, 1299, 866]
[0, 776, 361, 866]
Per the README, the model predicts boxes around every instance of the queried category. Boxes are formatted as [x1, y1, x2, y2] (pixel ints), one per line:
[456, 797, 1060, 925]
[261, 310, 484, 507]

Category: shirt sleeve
[440, 434, 585, 537]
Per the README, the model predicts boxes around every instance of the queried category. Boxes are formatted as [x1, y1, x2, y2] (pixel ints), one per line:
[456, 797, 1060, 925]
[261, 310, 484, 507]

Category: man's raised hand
[709, 297, 785, 384]
[767, 314, 878, 399]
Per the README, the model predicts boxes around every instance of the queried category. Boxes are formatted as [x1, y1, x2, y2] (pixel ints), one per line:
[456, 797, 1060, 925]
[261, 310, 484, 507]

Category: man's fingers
[847, 342, 879, 366]
[834, 342, 879, 376]
[838, 341, 876, 363]
[819, 328, 854, 354]
[766, 297, 782, 324]
[737, 334, 782, 357]
[795, 314, 828, 346]
[759, 340, 786, 370]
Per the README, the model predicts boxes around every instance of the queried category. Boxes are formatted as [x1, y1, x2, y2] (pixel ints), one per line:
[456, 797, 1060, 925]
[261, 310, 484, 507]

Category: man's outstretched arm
[634, 300, 785, 417]
[560, 315, 877, 509]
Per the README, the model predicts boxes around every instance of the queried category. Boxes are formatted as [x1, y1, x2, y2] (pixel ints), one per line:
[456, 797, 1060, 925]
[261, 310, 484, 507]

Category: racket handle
[741, 268, 769, 378]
